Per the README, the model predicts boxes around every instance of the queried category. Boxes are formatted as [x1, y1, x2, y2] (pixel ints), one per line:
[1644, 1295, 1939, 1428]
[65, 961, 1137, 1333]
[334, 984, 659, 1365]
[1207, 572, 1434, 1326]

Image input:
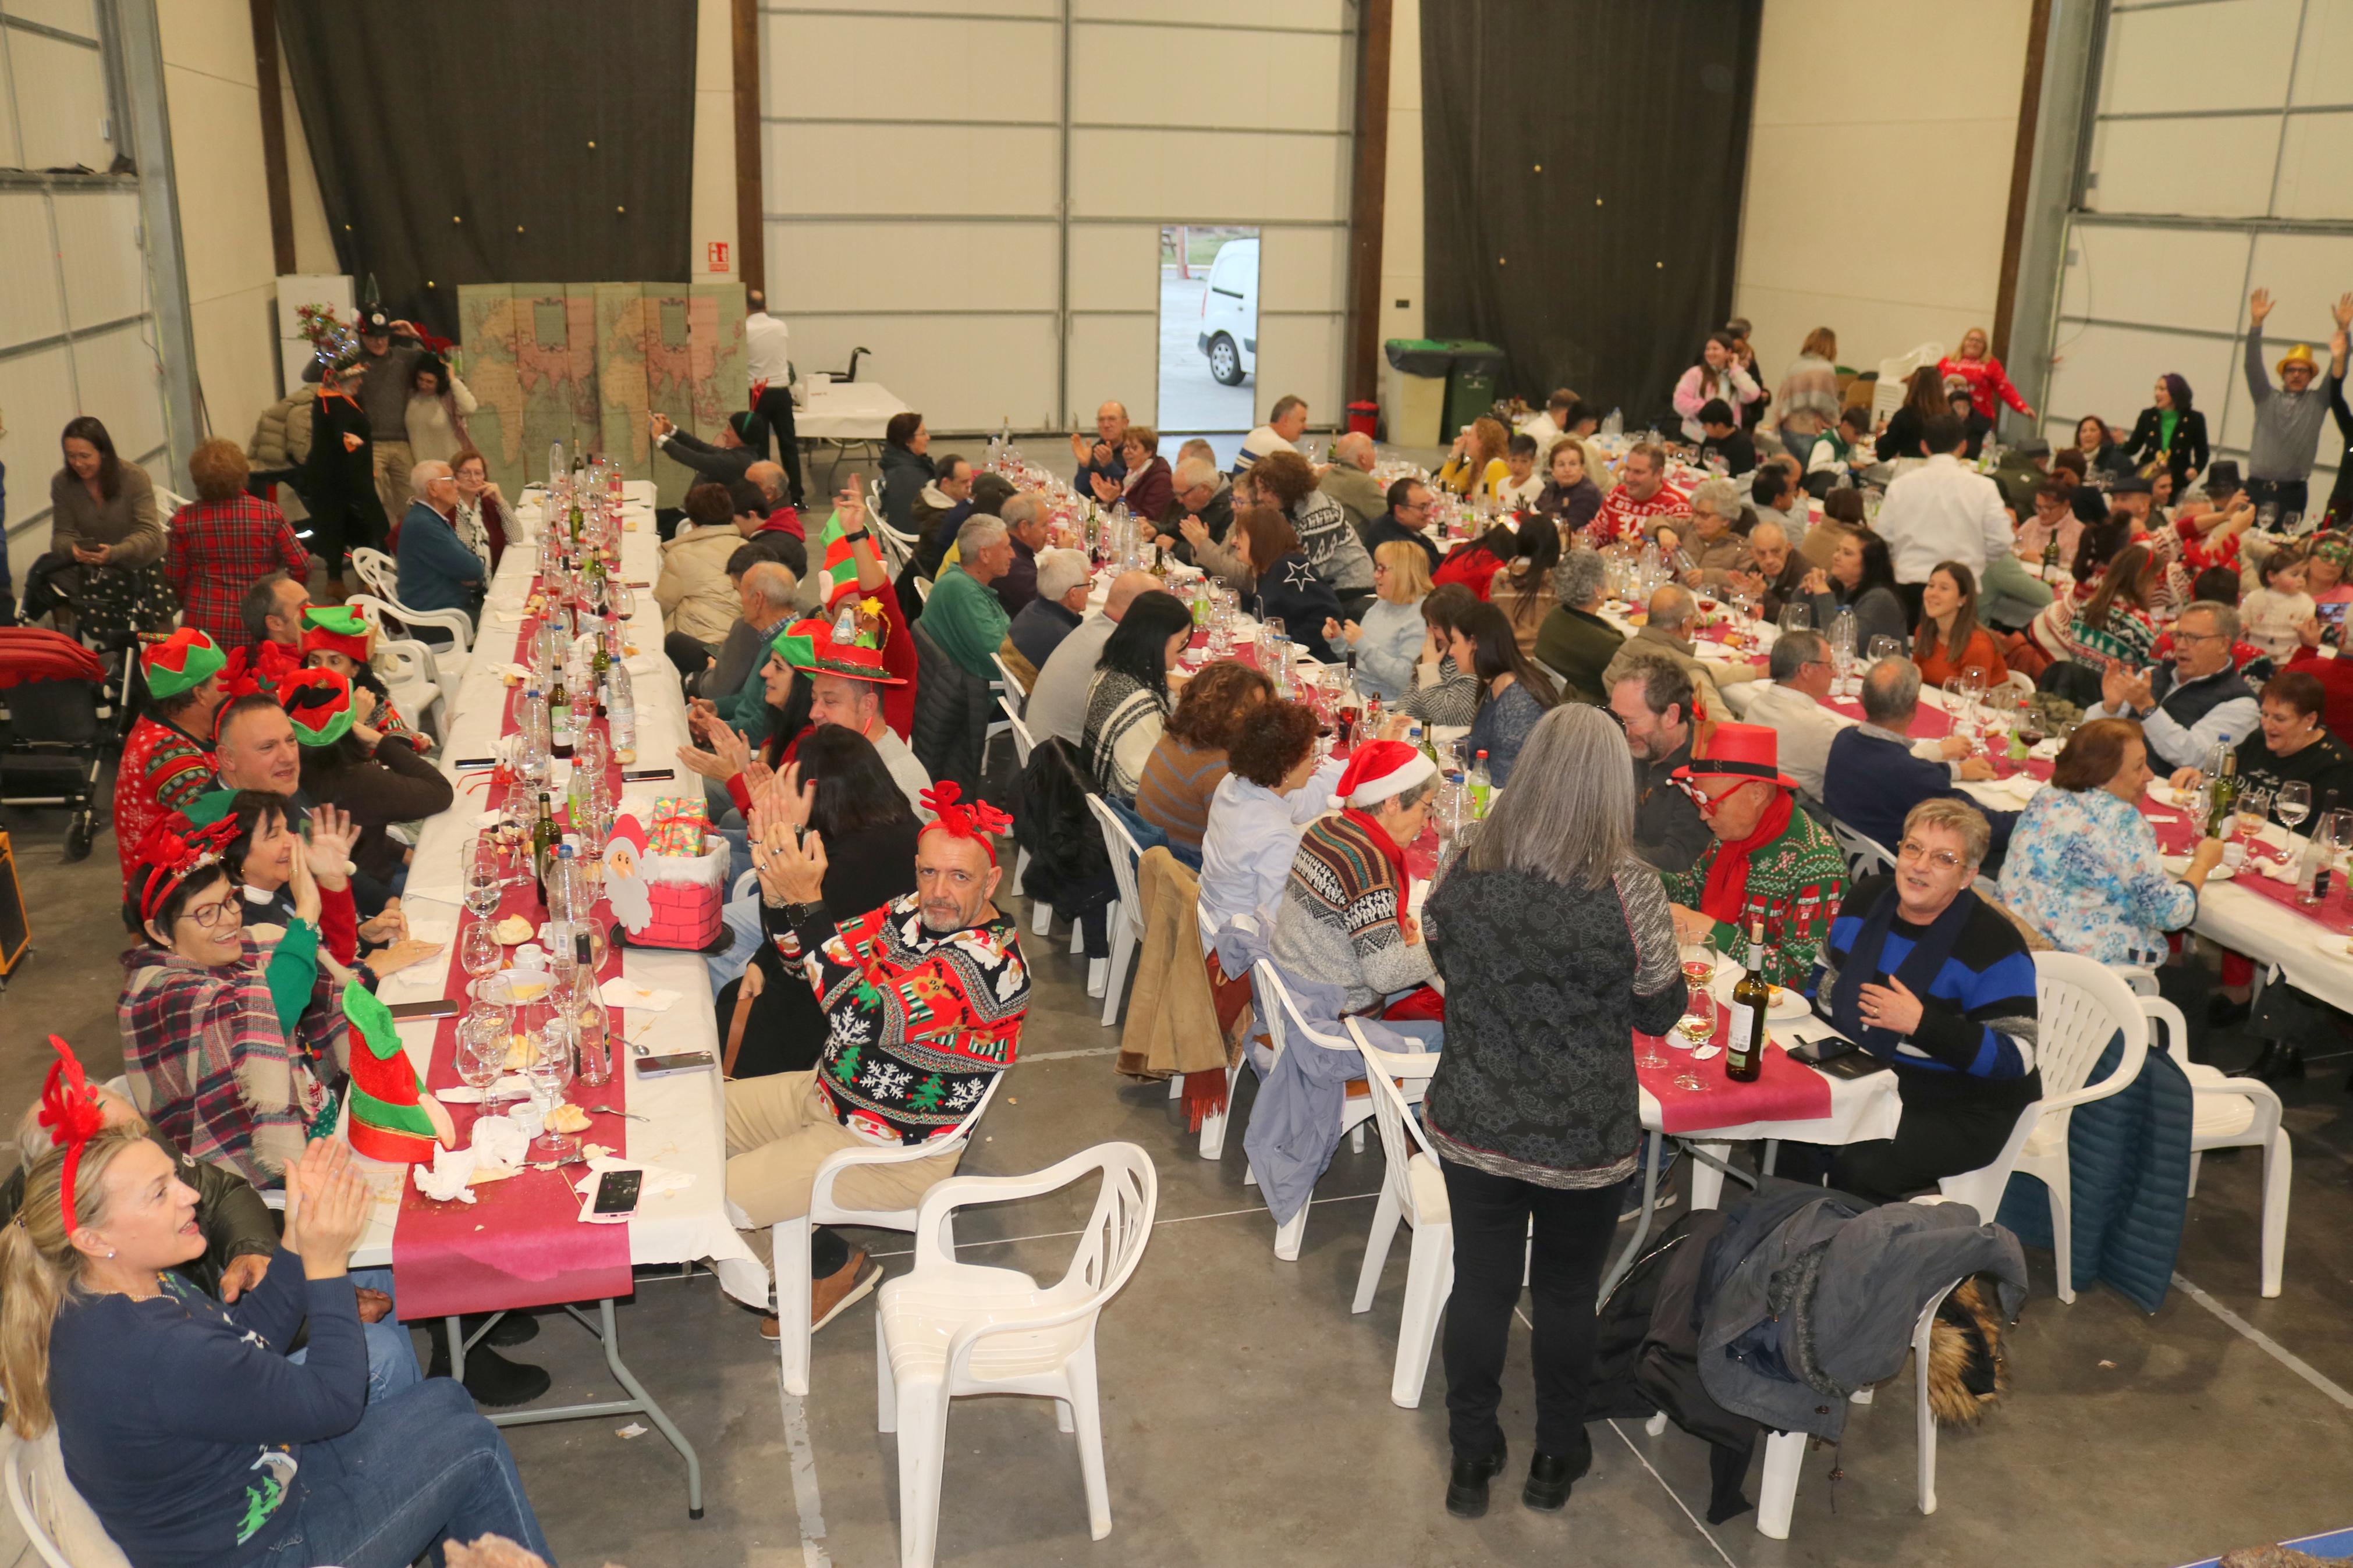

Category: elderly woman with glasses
[1810, 797, 2042, 1203]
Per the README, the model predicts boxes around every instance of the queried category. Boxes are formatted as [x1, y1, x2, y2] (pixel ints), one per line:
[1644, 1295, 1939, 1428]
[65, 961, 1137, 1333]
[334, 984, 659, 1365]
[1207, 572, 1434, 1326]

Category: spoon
[590, 1104, 648, 1122]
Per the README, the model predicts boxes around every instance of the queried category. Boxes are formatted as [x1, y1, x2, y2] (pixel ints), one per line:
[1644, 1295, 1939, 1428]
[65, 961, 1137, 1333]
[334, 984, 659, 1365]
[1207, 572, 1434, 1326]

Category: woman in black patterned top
[1421, 705, 1685, 1519]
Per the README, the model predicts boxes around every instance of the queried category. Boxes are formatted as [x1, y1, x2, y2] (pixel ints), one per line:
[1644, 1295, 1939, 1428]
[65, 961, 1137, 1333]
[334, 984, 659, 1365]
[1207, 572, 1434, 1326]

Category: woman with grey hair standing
[1420, 704, 1686, 1519]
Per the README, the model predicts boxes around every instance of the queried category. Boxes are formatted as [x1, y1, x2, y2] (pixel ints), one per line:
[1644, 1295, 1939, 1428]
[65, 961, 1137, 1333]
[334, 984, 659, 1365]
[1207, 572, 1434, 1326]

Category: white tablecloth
[796, 381, 907, 442]
[348, 485, 768, 1309]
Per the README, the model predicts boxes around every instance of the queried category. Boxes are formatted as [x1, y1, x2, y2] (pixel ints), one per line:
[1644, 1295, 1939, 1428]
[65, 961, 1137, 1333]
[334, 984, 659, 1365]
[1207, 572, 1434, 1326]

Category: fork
[589, 1104, 649, 1122]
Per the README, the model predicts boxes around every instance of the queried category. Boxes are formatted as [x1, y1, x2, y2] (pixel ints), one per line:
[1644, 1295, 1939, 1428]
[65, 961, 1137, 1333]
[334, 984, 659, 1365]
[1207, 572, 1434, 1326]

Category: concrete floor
[5, 775, 2353, 1567]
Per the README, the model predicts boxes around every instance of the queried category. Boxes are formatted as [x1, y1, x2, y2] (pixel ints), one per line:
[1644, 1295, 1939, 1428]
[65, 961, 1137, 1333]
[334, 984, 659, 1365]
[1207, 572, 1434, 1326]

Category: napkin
[625, 655, 663, 677]
[470, 1111, 530, 1168]
[599, 979, 679, 1012]
[413, 1145, 480, 1203]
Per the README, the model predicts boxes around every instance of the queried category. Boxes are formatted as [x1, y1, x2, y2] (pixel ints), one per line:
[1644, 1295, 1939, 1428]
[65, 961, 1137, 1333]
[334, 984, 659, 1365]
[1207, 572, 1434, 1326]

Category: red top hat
[1670, 722, 1798, 792]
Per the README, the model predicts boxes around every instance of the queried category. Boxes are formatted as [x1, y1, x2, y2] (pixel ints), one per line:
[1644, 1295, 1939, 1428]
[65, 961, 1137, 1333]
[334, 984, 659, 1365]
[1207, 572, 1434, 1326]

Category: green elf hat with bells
[141, 627, 226, 700]
[300, 605, 374, 663]
[279, 666, 356, 747]
[778, 596, 906, 686]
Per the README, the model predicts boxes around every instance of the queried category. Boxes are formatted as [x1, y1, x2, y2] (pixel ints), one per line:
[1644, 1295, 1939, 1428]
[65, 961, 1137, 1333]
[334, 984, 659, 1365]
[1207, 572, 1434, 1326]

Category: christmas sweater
[115, 714, 214, 887]
[780, 891, 1030, 1144]
[1660, 808, 1847, 989]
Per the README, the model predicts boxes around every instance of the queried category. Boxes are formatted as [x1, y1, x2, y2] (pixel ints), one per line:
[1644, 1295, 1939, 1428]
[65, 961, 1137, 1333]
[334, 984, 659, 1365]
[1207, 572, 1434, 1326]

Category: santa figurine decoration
[604, 814, 652, 933]
[340, 982, 457, 1164]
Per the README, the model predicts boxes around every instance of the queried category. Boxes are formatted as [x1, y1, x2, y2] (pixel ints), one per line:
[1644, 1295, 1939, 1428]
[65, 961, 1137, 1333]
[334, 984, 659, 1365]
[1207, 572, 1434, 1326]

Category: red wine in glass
[1336, 703, 1360, 748]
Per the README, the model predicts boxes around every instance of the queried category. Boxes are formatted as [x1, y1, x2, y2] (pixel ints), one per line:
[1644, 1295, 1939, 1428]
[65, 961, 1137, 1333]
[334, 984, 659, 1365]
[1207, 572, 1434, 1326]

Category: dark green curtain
[1421, 0, 1762, 426]
[278, 1, 697, 340]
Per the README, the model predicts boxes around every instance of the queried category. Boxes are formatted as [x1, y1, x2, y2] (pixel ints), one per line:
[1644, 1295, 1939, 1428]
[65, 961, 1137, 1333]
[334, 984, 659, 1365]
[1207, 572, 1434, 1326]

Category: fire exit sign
[707, 241, 729, 273]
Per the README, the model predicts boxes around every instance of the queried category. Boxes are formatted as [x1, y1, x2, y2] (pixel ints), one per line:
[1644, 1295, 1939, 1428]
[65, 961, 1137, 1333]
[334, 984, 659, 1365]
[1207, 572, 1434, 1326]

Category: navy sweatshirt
[48, 1248, 366, 1568]
[1823, 724, 2020, 870]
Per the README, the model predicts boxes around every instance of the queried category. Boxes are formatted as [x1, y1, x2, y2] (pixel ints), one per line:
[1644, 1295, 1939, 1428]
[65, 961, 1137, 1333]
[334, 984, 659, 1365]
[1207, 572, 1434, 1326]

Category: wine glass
[1778, 602, 1812, 634]
[2277, 781, 2312, 849]
[461, 920, 503, 998]
[2236, 787, 2272, 860]
[457, 1005, 507, 1095]
[1673, 989, 1715, 1093]
[528, 1015, 579, 1160]
[1866, 635, 1902, 666]
[464, 840, 502, 920]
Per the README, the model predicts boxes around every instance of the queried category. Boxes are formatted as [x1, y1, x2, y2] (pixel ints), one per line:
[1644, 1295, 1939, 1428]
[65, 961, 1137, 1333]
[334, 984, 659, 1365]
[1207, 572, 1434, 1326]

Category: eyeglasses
[1671, 776, 1742, 818]
[1896, 839, 1968, 871]
[2173, 629, 2227, 643]
[182, 896, 244, 931]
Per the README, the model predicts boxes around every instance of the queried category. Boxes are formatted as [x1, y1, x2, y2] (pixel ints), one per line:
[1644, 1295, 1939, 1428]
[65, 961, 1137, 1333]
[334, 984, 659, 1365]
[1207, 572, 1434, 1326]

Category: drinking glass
[1866, 635, 1902, 665]
[461, 920, 503, 998]
[2277, 781, 2312, 844]
[528, 1015, 579, 1160]
[2236, 787, 2272, 856]
[464, 840, 502, 919]
[457, 1005, 507, 1094]
[1673, 990, 1715, 1093]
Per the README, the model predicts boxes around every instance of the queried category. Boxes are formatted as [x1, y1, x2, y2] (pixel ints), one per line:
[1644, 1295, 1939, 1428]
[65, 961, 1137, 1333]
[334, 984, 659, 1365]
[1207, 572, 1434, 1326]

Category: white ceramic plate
[1712, 969, 1811, 1021]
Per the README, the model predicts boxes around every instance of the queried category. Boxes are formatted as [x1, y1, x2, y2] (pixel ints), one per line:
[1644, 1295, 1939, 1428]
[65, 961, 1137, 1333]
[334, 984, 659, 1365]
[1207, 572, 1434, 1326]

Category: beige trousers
[372, 439, 414, 534]
[724, 1069, 963, 1229]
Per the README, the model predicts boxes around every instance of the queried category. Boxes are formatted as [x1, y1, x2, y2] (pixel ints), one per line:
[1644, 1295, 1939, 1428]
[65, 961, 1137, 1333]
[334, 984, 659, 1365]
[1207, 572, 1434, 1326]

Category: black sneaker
[484, 1310, 540, 1348]
[1445, 1442, 1508, 1519]
[457, 1346, 552, 1409]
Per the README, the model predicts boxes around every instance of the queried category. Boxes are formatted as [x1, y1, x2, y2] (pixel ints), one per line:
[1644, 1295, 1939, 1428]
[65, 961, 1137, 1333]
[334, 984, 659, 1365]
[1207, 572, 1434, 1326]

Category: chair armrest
[808, 1129, 975, 1217]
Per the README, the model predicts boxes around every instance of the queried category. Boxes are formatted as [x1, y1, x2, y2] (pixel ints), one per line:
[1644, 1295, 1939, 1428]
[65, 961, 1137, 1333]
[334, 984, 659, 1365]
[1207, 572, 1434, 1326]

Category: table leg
[1598, 1132, 1664, 1302]
[473, 1299, 706, 1519]
[1688, 1142, 1730, 1210]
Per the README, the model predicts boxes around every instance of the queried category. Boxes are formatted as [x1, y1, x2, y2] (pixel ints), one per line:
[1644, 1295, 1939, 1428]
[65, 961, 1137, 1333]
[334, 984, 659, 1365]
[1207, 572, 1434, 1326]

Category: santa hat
[279, 666, 355, 747]
[142, 627, 225, 700]
[1329, 740, 1437, 811]
[300, 605, 374, 663]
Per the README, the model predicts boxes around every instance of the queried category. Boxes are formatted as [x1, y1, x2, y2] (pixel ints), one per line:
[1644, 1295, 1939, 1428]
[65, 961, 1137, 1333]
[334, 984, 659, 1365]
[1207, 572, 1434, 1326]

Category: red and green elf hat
[279, 666, 356, 748]
[300, 605, 374, 663]
[339, 982, 445, 1165]
[141, 627, 226, 699]
[778, 598, 905, 686]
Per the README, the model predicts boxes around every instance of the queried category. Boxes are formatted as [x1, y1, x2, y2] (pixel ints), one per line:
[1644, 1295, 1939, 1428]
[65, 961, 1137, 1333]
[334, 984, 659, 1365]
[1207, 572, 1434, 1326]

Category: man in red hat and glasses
[725, 781, 1030, 1342]
[1659, 722, 1846, 990]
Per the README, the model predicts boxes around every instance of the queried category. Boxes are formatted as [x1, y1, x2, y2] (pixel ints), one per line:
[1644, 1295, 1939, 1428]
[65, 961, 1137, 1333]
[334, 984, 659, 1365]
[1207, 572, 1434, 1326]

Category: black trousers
[753, 386, 806, 505]
[1893, 579, 1926, 634]
[664, 630, 715, 683]
[1439, 1159, 1619, 1459]
[1829, 1067, 2041, 1206]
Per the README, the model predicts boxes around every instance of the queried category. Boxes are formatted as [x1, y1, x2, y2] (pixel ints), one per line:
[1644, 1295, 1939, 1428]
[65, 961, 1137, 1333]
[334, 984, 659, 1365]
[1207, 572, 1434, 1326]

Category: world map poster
[458, 282, 747, 508]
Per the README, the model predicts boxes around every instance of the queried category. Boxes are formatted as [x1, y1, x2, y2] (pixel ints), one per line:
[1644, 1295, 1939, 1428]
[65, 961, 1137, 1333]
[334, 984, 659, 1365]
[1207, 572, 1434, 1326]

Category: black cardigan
[2121, 406, 2211, 490]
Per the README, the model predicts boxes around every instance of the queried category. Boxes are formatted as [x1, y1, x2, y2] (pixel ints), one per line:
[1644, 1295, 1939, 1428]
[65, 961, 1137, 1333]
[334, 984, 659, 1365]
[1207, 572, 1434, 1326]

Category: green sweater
[921, 565, 1011, 680]
[715, 614, 793, 750]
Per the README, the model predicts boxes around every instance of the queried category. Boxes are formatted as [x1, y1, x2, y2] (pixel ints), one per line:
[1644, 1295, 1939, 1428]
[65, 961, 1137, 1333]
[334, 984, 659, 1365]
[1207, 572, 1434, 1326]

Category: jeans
[287, 1270, 418, 1404]
[708, 887, 764, 996]
[256, 1377, 551, 1568]
[1438, 1160, 1620, 1459]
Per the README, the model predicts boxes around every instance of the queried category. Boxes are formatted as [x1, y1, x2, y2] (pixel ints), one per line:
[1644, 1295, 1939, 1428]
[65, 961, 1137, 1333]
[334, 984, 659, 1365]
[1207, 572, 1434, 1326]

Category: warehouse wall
[1731, 0, 2035, 390]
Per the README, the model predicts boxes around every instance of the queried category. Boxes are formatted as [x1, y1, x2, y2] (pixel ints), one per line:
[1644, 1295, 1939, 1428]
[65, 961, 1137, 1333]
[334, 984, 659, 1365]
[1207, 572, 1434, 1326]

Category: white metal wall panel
[788, 310, 1059, 433]
[2, 0, 101, 39]
[2042, 323, 2236, 439]
[0, 343, 75, 483]
[1067, 129, 1351, 223]
[1066, 223, 1156, 313]
[51, 189, 144, 329]
[2290, 0, 2353, 102]
[0, 190, 66, 347]
[2099, 0, 2303, 115]
[1068, 24, 1347, 133]
[1066, 313, 1158, 430]
[70, 318, 164, 458]
[8, 27, 114, 170]
[763, 123, 1060, 218]
[1073, 0, 1347, 26]
[1251, 311, 1343, 429]
[762, 12, 1058, 120]
[2274, 111, 2353, 221]
[2056, 223, 2250, 333]
[2082, 114, 2280, 218]
[770, 221, 1059, 315]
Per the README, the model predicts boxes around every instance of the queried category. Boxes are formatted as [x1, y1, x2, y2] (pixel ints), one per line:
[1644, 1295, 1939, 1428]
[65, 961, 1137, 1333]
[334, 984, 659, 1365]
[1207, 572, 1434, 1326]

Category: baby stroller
[0, 628, 127, 861]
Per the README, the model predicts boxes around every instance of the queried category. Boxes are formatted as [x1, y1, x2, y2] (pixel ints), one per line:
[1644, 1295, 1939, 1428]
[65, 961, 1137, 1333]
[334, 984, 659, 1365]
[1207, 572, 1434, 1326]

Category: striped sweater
[1812, 876, 2040, 1080]
[1270, 812, 1434, 1014]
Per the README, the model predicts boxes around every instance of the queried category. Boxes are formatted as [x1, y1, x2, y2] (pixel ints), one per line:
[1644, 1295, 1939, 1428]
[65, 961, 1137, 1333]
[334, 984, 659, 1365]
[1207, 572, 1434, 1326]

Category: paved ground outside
[1158, 270, 1255, 437]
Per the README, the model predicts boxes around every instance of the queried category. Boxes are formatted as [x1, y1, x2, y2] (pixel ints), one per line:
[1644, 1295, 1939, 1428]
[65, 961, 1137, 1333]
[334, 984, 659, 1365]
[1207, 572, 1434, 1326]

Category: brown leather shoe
[757, 1249, 882, 1341]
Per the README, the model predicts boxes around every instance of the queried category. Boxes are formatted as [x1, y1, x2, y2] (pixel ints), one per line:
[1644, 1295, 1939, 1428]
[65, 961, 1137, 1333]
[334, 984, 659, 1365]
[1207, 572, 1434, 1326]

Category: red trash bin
[1347, 400, 1378, 438]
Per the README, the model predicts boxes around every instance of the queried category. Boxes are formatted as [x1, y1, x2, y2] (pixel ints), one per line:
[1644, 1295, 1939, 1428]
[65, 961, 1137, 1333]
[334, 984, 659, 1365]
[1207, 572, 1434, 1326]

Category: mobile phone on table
[637, 1051, 716, 1078]
[622, 768, 675, 782]
[590, 1169, 643, 1216]
[453, 756, 497, 770]
[387, 999, 460, 1021]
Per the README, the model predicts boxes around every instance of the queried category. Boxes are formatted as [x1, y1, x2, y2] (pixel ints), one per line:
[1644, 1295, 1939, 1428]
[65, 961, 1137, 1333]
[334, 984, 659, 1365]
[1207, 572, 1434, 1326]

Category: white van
[1196, 238, 1259, 387]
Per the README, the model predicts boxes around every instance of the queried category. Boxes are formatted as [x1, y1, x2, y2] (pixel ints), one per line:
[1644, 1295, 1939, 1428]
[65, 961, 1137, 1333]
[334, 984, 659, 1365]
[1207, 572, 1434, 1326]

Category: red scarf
[1697, 787, 1793, 925]
[1342, 807, 1409, 881]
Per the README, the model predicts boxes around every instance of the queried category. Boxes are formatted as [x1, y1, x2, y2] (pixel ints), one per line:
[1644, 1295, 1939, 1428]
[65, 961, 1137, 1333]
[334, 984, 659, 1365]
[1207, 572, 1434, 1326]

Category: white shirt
[1027, 613, 1117, 746]
[1518, 413, 1563, 453]
[1738, 682, 1844, 802]
[1234, 425, 1296, 472]
[865, 721, 936, 821]
[1196, 759, 1347, 947]
[1872, 454, 2013, 586]
[744, 311, 792, 386]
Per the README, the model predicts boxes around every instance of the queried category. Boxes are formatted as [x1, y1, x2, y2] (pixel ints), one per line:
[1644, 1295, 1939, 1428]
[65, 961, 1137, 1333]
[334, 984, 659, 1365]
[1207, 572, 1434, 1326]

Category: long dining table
[348, 478, 765, 1518]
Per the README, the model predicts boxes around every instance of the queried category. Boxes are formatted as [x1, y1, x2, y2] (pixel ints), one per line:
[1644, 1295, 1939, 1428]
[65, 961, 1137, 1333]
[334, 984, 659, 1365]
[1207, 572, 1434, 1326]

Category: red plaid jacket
[165, 497, 308, 650]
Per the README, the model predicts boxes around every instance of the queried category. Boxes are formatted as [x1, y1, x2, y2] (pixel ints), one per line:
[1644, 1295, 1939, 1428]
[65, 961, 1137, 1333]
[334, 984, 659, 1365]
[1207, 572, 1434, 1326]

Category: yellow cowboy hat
[2277, 342, 2319, 376]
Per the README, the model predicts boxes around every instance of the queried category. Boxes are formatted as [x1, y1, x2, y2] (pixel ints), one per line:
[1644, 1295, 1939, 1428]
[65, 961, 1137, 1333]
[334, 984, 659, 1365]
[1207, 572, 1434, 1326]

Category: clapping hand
[303, 803, 359, 890]
[280, 1139, 371, 1279]
[1089, 472, 1120, 504]
[1179, 515, 1210, 548]
[1800, 567, 1829, 596]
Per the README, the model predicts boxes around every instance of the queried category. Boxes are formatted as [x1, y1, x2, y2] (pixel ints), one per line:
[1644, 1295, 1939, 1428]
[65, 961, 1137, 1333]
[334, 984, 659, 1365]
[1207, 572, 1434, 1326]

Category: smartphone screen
[453, 756, 497, 770]
[637, 1051, 716, 1077]
[387, 999, 460, 1021]
[592, 1169, 643, 1215]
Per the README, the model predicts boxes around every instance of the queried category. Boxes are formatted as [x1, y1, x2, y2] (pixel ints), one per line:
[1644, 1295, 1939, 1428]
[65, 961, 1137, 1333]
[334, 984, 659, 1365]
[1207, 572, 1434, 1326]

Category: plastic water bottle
[1602, 407, 1624, 437]
[605, 657, 635, 756]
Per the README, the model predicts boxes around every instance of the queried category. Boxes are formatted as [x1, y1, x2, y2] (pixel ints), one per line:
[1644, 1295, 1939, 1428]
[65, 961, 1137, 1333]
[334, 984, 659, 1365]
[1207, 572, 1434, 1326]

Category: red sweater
[2287, 646, 2353, 739]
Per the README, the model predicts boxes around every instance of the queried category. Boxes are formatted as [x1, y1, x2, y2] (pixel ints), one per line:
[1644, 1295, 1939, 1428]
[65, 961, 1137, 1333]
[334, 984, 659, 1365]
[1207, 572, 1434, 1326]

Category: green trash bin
[1443, 341, 1506, 436]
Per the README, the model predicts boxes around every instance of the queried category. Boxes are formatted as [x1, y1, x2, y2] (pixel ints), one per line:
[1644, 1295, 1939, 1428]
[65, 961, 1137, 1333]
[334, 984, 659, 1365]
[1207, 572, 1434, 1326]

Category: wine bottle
[549, 669, 575, 759]
[2205, 747, 2238, 840]
[531, 791, 559, 894]
[1336, 653, 1362, 749]
[1726, 919, 1770, 1084]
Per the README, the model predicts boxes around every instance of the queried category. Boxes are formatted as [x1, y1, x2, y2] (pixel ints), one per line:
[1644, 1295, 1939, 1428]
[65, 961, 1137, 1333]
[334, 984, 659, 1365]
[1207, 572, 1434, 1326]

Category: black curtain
[1421, 1, 1761, 429]
[278, 1, 697, 341]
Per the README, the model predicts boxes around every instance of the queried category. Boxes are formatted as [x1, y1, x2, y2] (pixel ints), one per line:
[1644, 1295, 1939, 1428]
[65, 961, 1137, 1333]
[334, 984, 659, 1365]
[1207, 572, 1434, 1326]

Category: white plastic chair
[1829, 821, 1894, 880]
[376, 636, 446, 742]
[991, 651, 1030, 706]
[875, 1142, 1158, 1568]
[1748, 1275, 1965, 1539]
[348, 546, 399, 599]
[5, 1428, 132, 1568]
[1083, 795, 1147, 1026]
[2142, 994, 2290, 1296]
[1343, 1018, 1450, 1409]
[998, 696, 1037, 899]
[1870, 342, 1948, 425]
[1997, 952, 2149, 1303]
[1247, 961, 1394, 1260]
[740, 1076, 1005, 1399]
[347, 591, 474, 659]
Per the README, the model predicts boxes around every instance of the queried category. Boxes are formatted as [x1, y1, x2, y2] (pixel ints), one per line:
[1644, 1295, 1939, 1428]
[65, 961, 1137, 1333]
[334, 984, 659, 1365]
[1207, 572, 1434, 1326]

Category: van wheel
[1208, 334, 1244, 386]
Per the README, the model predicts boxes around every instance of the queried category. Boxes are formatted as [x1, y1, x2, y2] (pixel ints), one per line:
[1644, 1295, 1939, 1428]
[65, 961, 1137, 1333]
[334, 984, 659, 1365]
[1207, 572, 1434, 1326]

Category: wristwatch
[781, 898, 826, 929]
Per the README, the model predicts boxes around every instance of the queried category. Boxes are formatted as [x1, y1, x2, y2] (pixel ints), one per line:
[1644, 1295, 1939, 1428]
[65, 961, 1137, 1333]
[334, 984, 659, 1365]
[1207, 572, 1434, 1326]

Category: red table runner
[392, 606, 637, 1321]
[1633, 1011, 1833, 1135]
